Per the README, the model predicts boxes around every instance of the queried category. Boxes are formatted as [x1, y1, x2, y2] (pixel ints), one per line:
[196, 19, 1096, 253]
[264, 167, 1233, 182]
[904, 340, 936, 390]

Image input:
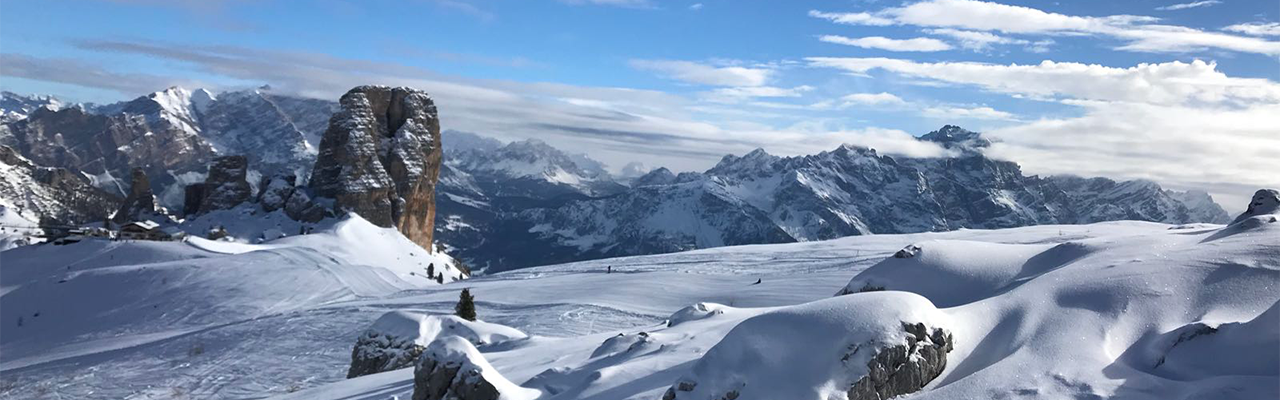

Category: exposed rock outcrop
[662, 293, 951, 400]
[257, 172, 298, 212]
[411, 336, 537, 400]
[1232, 189, 1280, 224]
[112, 167, 163, 223]
[846, 322, 953, 400]
[183, 156, 253, 215]
[348, 311, 528, 379]
[309, 86, 443, 249]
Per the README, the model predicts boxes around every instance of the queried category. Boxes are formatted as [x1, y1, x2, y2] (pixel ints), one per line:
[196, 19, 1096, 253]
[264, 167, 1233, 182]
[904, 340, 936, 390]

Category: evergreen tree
[455, 288, 476, 321]
[436, 275, 444, 284]
[427, 263, 435, 277]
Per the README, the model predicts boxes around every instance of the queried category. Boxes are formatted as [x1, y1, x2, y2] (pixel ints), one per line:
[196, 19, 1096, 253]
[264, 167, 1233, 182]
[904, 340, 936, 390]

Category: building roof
[122, 220, 161, 231]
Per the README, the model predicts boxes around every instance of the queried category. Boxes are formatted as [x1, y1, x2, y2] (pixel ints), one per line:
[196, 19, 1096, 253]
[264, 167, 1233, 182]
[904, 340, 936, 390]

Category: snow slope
[0, 214, 460, 397]
[1, 216, 1275, 399]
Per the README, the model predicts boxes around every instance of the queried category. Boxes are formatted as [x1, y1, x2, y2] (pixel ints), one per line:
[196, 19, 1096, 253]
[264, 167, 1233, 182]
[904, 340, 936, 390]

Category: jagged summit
[632, 166, 677, 187]
[919, 124, 991, 150]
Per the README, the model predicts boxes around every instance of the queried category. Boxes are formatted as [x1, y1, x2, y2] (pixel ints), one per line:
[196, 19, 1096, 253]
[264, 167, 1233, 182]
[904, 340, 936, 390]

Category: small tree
[427, 263, 435, 277]
[436, 275, 444, 284]
[455, 288, 476, 321]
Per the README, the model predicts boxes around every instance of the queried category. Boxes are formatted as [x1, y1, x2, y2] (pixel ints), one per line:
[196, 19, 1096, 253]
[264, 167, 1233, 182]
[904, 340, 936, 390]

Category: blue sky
[1, 0, 1278, 208]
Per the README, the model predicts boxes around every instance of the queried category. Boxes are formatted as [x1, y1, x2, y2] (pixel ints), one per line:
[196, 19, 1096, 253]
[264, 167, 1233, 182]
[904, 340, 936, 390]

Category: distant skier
[752, 278, 761, 285]
[607, 266, 612, 274]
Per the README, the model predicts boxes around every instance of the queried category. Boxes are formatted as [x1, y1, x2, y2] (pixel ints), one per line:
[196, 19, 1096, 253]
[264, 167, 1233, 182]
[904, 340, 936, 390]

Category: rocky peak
[309, 85, 443, 250]
[1232, 189, 1280, 224]
[184, 155, 253, 216]
[919, 125, 991, 150]
[112, 167, 163, 223]
[1, 91, 62, 122]
[633, 167, 677, 187]
[443, 130, 503, 155]
[709, 148, 779, 177]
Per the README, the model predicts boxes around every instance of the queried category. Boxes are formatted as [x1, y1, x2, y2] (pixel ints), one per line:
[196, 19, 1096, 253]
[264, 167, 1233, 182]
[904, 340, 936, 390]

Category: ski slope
[1, 215, 1276, 399]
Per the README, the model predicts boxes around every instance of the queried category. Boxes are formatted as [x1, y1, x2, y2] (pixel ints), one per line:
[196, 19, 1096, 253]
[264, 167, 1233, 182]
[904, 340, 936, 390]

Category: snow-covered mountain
[0, 87, 335, 212]
[0, 91, 62, 123]
[433, 131, 630, 267]
[0, 145, 120, 226]
[0, 88, 1231, 273]
[448, 126, 1228, 272]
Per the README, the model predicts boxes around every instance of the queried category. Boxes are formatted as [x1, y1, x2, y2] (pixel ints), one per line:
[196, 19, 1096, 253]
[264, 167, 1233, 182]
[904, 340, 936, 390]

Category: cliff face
[309, 86, 443, 249]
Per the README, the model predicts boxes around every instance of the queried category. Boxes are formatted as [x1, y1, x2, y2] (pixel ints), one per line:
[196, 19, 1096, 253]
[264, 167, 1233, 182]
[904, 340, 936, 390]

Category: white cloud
[810, 0, 1280, 56]
[819, 35, 953, 52]
[921, 105, 1016, 120]
[1155, 1, 1220, 11]
[629, 59, 772, 87]
[807, 57, 1280, 106]
[689, 3, 703, 11]
[808, 10, 894, 26]
[986, 101, 1280, 212]
[925, 28, 1029, 51]
[838, 92, 908, 106]
[703, 85, 814, 102]
[1223, 22, 1280, 37]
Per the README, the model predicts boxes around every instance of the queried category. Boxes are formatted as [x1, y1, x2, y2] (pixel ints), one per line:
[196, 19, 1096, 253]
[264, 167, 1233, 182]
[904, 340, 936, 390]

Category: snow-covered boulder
[667, 302, 728, 327]
[411, 336, 540, 400]
[347, 311, 526, 378]
[662, 292, 952, 400]
[257, 172, 297, 212]
[1231, 189, 1279, 224]
[1151, 300, 1279, 379]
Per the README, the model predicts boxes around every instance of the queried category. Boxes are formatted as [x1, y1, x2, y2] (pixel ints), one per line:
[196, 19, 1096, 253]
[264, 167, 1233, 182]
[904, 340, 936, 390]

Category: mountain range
[0, 89, 1231, 272]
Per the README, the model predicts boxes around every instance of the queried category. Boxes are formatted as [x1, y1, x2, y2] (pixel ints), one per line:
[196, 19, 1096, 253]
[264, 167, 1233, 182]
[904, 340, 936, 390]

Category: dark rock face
[412, 347, 502, 400]
[2, 101, 216, 200]
[257, 173, 298, 212]
[1232, 189, 1280, 224]
[113, 168, 162, 223]
[183, 156, 253, 215]
[201, 156, 253, 210]
[309, 86, 443, 249]
[846, 322, 954, 400]
[346, 332, 426, 379]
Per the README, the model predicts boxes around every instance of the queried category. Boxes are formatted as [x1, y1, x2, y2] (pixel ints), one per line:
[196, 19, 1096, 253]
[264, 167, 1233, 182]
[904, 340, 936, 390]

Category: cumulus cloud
[810, 0, 1280, 56]
[629, 59, 773, 87]
[818, 35, 953, 52]
[1155, 1, 1220, 11]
